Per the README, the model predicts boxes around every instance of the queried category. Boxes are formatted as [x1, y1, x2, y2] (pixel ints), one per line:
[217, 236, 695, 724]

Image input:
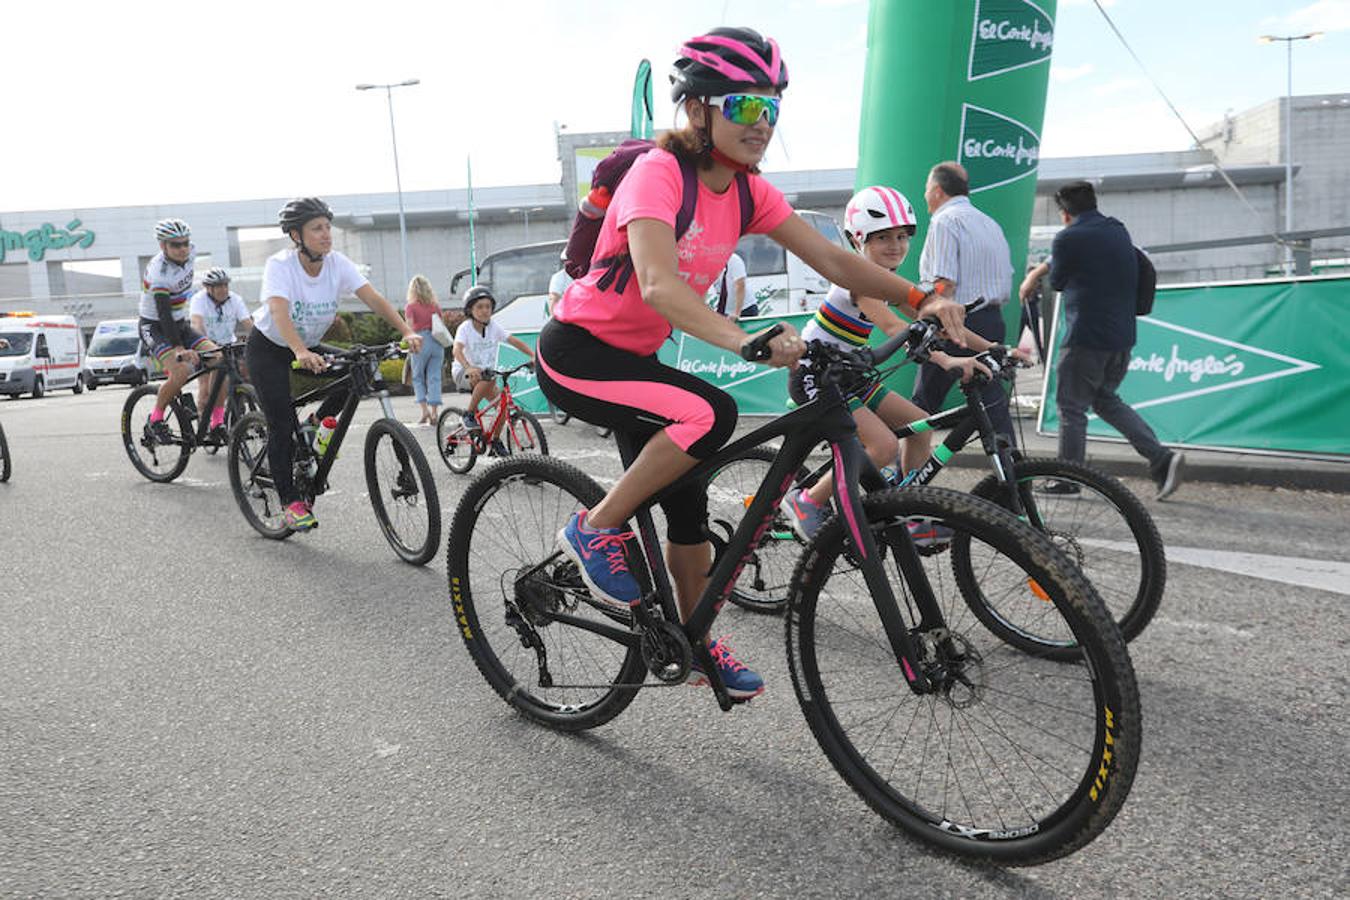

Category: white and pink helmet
[845, 186, 917, 245]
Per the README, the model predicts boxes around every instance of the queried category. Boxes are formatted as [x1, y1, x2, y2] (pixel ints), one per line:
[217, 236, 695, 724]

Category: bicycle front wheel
[965, 457, 1165, 652]
[447, 455, 648, 731]
[787, 487, 1140, 866]
[120, 385, 193, 483]
[704, 446, 804, 615]
[0, 422, 10, 482]
[227, 411, 292, 540]
[365, 418, 441, 565]
[436, 406, 479, 474]
[506, 408, 548, 456]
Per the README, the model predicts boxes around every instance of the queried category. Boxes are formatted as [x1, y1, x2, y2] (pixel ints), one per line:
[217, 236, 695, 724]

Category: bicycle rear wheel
[365, 418, 441, 565]
[0, 422, 10, 482]
[506, 408, 548, 455]
[964, 457, 1165, 653]
[120, 384, 193, 483]
[436, 405, 479, 474]
[447, 455, 648, 731]
[227, 411, 292, 540]
[704, 446, 804, 615]
[787, 487, 1140, 866]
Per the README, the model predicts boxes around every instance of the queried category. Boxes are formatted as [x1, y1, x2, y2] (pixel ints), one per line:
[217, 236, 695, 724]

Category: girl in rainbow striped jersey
[780, 185, 1023, 543]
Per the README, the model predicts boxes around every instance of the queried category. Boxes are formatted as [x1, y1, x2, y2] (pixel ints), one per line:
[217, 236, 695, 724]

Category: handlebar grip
[740, 323, 784, 362]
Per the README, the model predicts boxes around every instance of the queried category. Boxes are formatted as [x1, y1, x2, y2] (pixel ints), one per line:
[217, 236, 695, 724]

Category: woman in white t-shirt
[245, 197, 422, 532]
[452, 285, 535, 431]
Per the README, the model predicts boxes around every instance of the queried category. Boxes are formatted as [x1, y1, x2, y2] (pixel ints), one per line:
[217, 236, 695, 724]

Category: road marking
[1082, 539, 1350, 597]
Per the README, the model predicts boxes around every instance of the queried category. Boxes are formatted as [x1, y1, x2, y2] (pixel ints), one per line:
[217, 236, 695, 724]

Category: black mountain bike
[710, 330, 1165, 648]
[121, 343, 259, 483]
[446, 323, 1141, 866]
[228, 342, 441, 566]
[0, 418, 10, 482]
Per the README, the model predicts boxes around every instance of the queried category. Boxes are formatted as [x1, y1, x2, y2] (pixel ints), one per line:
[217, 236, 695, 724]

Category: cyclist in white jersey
[137, 218, 218, 443]
[189, 267, 253, 438]
[781, 186, 1016, 541]
[245, 197, 422, 532]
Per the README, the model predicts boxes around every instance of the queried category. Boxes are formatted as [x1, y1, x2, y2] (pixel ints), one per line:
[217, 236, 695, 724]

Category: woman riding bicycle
[246, 197, 423, 532]
[536, 27, 967, 698]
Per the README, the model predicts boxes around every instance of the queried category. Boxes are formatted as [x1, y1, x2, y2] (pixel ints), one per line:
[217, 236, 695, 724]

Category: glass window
[88, 335, 141, 356]
[802, 211, 849, 250]
[736, 233, 785, 276]
[0, 332, 33, 356]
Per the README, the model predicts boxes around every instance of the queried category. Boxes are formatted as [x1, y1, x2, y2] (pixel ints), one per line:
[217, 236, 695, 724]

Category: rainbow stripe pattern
[813, 301, 873, 347]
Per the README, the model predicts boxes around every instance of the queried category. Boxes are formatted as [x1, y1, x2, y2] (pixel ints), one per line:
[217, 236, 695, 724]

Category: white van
[83, 318, 159, 389]
[0, 312, 87, 398]
[733, 210, 850, 317]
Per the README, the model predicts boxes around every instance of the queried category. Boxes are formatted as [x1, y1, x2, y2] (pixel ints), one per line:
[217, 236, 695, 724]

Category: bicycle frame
[178, 345, 249, 448]
[471, 367, 533, 450]
[535, 377, 940, 710]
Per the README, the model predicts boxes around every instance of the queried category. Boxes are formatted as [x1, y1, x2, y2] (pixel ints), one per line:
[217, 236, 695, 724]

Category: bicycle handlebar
[480, 361, 535, 382]
[289, 341, 408, 370]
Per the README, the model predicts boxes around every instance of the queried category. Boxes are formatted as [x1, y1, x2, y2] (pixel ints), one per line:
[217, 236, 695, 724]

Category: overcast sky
[2, 0, 1346, 213]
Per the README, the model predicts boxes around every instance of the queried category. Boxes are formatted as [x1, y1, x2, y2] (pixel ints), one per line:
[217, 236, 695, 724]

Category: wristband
[905, 285, 927, 311]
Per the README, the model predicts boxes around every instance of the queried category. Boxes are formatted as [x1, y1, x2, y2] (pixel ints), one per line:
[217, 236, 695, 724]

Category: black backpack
[562, 140, 754, 295]
[1134, 247, 1157, 316]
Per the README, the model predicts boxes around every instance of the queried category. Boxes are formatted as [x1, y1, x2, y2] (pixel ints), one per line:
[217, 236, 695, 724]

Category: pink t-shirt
[404, 302, 443, 332]
[553, 148, 793, 356]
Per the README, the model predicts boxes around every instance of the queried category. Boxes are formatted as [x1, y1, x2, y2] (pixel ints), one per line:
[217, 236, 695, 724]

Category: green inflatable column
[857, 0, 1056, 391]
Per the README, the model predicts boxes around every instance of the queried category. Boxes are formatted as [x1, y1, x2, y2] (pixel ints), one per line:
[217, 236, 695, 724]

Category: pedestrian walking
[1021, 180, 1183, 499]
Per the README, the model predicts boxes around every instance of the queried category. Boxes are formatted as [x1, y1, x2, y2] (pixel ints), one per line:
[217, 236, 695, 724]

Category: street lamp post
[356, 79, 420, 293]
[1258, 32, 1322, 275]
[509, 206, 545, 244]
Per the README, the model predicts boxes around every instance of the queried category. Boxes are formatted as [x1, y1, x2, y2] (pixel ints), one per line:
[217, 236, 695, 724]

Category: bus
[448, 240, 565, 333]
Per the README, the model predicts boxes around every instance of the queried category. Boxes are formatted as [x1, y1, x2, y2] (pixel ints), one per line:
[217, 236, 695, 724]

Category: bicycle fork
[829, 436, 934, 695]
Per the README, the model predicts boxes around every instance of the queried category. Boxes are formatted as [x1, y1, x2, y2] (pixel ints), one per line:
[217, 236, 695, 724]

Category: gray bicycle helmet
[278, 197, 334, 235]
[201, 266, 231, 287]
[462, 285, 496, 313]
[154, 218, 191, 241]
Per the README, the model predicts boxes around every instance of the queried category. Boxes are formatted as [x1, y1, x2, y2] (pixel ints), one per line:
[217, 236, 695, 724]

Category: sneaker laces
[584, 531, 634, 576]
[709, 639, 748, 674]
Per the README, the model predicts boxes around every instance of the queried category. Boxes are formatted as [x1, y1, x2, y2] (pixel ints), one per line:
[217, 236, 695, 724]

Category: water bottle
[314, 416, 338, 457]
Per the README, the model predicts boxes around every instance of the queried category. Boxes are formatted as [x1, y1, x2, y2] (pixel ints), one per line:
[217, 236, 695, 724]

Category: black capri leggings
[245, 329, 350, 505]
[535, 320, 737, 545]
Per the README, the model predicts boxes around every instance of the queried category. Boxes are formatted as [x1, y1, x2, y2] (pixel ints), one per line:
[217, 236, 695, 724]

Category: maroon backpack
[562, 139, 754, 295]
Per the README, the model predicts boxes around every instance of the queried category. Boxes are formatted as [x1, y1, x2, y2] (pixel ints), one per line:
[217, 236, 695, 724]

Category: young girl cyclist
[780, 185, 1015, 543]
[452, 284, 537, 434]
[536, 28, 967, 700]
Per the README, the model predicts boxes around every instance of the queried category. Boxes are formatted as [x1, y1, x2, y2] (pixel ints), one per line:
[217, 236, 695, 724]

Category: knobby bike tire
[507, 408, 549, 456]
[227, 411, 292, 541]
[786, 486, 1141, 866]
[703, 445, 806, 615]
[364, 418, 441, 565]
[120, 384, 193, 483]
[0, 422, 10, 482]
[964, 457, 1165, 652]
[446, 455, 648, 731]
[437, 405, 479, 475]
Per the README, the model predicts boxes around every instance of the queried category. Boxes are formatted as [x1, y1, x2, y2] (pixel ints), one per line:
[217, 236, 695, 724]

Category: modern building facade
[3, 93, 1345, 330]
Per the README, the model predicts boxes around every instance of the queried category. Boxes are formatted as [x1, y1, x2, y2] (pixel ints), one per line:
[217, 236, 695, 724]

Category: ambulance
[0, 312, 87, 398]
[83, 318, 159, 389]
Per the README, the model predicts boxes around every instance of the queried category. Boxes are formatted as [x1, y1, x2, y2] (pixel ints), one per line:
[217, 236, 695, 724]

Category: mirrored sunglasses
[710, 93, 780, 127]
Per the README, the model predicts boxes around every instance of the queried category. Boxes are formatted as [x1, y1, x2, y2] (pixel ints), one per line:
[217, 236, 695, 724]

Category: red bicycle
[437, 362, 549, 474]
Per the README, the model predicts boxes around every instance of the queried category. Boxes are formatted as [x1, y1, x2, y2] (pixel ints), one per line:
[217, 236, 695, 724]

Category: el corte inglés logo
[957, 103, 1041, 193]
[968, 0, 1055, 81]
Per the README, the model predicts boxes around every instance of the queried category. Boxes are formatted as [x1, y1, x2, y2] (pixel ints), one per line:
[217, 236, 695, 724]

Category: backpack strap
[596, 154, 702, 295]
[734, 172, 754, 236]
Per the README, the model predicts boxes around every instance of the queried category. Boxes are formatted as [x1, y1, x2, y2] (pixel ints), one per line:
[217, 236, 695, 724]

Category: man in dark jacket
[1021, 181, 1183, 499]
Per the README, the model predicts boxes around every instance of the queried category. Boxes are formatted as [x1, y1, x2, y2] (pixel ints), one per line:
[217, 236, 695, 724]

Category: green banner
[856, 0, 1056, 404]
[631, 59, 654, 140]
[1039, 276, 1350, 457]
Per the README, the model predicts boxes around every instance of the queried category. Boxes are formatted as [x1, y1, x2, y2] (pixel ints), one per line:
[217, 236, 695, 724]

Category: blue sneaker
[780, 488, 830, 541]
[688, 637, 765, 700]
[557, 510, 641, 610]
[907, 518, 954, 550]
[462, 411, 480, 431]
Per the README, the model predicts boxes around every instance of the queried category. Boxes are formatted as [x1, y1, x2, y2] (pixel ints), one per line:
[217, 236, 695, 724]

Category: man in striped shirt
[911, 162, 1017, 445]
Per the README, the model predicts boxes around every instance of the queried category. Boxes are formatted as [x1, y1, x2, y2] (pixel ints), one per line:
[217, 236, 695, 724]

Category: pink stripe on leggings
[536, 352, 715, 452]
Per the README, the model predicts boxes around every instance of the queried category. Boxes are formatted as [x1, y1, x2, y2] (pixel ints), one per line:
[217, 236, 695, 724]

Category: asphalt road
[1, 386, 1346, 899]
